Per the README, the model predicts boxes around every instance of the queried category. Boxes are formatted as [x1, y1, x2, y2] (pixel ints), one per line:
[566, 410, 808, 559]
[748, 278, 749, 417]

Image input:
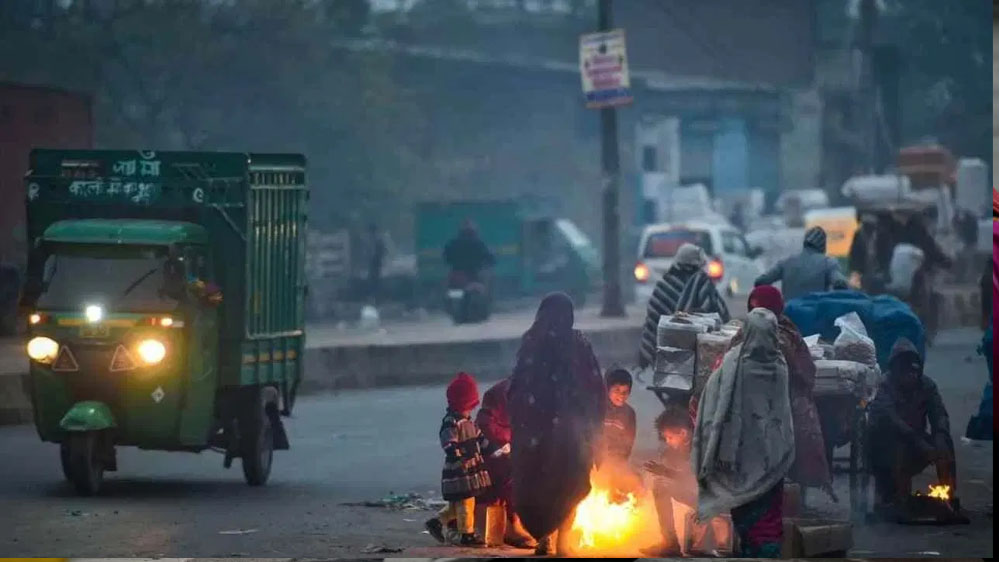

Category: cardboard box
[781, 518, 853, 557]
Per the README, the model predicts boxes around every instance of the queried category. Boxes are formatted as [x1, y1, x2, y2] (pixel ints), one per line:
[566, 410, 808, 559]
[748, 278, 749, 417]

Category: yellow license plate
[79, 325, 110, 338]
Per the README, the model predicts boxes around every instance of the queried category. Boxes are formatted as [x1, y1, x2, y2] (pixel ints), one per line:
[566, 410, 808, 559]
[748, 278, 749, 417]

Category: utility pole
[598, 0, 625, 317]
[858, 0, 878, 173]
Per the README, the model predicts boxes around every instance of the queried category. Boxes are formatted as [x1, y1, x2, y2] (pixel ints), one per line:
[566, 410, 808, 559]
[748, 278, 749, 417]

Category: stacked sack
[812, 312, 883, 401]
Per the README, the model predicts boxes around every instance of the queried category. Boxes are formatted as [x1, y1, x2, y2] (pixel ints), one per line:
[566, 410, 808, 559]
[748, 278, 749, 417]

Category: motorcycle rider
[444, 220, 495, 322]
[444, 220, 495, 284]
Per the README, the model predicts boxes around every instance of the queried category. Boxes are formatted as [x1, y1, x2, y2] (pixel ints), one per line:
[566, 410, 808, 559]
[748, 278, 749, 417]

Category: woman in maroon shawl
[508, 293, 606, 556]
[743, 286, 836, 500]
[476, 378, 536, 548]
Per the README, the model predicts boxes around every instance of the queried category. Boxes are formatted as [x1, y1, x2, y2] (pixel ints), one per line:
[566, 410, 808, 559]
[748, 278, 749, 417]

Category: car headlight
[27, 337, 59, 363]
[136, 339, 167, 365]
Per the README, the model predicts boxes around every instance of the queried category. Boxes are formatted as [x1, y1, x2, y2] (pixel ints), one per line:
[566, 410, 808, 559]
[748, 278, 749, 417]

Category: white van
[633, 221, 765, 305]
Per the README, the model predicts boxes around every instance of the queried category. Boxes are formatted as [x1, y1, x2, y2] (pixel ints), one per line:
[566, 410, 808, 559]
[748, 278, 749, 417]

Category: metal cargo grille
[247, 170, 307, 337]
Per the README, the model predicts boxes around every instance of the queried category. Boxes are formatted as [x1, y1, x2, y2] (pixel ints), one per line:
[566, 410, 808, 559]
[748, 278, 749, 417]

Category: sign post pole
[580, 0, 629, 317]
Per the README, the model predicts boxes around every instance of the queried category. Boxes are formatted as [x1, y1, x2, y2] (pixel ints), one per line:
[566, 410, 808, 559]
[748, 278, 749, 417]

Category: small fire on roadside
[926, 484, 951, 501]
[914, 483, 951, 501]
[569, 468, 660, 556]
[573, 486, 639, 549]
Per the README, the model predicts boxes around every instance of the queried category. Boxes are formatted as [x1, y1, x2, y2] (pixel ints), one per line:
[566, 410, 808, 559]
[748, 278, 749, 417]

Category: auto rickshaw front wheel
[62, 432, 106, 496]
[240, 386, 276, 486]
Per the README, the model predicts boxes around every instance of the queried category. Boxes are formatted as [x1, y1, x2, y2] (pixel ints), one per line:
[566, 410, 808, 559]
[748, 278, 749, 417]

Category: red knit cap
[447, 372, 480, 412]
[748, 285, 785, 317]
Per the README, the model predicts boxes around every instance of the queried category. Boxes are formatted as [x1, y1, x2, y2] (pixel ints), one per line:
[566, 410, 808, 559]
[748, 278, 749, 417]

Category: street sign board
[579, 29, 633, 109]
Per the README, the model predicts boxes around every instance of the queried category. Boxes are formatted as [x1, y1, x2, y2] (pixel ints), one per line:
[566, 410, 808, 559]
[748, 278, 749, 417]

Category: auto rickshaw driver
[160, 248, 222, 308]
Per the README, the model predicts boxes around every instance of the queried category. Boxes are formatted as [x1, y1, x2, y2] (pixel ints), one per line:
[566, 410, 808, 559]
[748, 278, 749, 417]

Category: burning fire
[572, 487, 640, 549]
[927, 484, 951, 501]
[569, 469, 660, 555]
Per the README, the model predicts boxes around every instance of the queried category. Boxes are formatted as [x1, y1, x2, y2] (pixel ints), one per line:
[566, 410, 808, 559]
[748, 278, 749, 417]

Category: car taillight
[634, 262, 651, 283]
[706, 258, 724, 281]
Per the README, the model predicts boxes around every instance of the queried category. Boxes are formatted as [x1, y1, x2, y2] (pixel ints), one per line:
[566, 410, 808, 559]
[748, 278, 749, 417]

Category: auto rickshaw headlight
[85, 304, 104, 323]
[136, 339, 167, 365]
[27, 337, 59, 363]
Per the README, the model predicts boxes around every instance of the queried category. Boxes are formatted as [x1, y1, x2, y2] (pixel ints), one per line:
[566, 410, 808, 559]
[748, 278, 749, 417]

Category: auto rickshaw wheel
[59, 442, 73, 482]
[241, 388, 275, 486]
[65, 432, 104, 496]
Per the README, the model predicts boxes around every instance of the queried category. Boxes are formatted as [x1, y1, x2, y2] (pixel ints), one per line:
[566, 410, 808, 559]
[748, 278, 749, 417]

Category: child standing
[600, 368, 641, 499]
[426, 372, 508, 547]
[603, 368, 637, 463]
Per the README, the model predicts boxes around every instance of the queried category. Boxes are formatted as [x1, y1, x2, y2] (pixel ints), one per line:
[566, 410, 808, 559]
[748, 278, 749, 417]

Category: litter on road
[342, 492, 447, 511]
[360, 543, 404, 554]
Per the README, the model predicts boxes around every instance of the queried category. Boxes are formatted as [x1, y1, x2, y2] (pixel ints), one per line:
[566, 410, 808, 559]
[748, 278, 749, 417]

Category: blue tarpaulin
[784, 290, 925, 371]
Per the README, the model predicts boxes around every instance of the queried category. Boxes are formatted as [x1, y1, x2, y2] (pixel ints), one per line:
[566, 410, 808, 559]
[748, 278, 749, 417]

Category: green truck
[21, 149, 307, 494]
[416, 200, 600, 307]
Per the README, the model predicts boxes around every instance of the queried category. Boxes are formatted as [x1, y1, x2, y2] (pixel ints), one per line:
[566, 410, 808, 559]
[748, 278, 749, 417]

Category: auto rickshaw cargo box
[21, 149, 307, 494]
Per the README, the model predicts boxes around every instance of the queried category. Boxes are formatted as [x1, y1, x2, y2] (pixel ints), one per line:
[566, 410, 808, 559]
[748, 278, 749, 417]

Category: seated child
[643, 405, 731, 557]
[426, 372, 509, 547]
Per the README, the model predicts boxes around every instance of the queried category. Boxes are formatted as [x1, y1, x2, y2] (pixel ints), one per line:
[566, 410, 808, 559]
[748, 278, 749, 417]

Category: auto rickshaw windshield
[36, 245, 182, 313]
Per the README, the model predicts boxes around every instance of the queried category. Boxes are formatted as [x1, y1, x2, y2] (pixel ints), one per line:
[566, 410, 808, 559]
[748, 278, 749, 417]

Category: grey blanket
[691, 308, 795, 521]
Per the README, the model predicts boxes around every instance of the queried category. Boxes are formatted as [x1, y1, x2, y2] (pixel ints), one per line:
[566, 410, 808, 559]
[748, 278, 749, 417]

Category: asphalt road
[0, 329, 991, 558]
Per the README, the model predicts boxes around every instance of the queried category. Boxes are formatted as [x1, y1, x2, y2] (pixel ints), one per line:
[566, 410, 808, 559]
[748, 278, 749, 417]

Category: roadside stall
[786, 291, 926, 521]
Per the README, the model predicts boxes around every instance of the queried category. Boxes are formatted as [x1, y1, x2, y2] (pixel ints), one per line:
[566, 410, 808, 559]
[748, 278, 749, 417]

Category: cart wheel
[241, 387, 275, 486]
[857, 410, 871, 516]
[65, 432, 104, 496]
[849, 408, 870, 521]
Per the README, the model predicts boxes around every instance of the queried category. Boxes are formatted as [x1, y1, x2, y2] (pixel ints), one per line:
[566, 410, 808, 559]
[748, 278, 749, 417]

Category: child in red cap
[426, 372, 509, 547]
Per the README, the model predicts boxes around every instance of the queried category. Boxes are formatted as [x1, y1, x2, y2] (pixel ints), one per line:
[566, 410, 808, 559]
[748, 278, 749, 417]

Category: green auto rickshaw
[21, 149, 307, 495]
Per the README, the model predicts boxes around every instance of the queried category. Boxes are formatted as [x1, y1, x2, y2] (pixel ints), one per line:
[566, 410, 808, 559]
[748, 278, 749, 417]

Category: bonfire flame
[569, 468, 660, 555]
[927, 484, 951, 501]
[572, 487, 639, 549]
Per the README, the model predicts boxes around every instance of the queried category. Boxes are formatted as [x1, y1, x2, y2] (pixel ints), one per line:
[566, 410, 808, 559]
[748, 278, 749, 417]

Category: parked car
[633, 221, 764, 304]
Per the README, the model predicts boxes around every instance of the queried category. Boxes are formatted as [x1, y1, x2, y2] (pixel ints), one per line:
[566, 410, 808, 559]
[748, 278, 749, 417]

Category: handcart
[812, 358, 880, 522]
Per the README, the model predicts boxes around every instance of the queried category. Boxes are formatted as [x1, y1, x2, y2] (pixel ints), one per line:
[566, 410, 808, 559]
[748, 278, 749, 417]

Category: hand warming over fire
[491, 443, 511, 457]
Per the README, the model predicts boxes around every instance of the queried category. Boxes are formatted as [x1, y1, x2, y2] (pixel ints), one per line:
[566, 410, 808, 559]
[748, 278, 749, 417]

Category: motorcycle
[445, 270, 492, 324]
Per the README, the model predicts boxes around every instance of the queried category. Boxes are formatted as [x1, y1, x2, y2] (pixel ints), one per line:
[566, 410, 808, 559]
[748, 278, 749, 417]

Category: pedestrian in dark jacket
[475, 378, 537, 549]
[639, 243, 730, 368]
[508, 292, 606, 556]
[426, 372, 507, 548]
[755, 226, 848, 301]
[867, 338, 956, 512]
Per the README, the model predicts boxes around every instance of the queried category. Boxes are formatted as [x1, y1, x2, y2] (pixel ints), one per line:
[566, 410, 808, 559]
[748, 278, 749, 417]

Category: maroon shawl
[477, 378, 513, 505]
[508, 293, 606, 539]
